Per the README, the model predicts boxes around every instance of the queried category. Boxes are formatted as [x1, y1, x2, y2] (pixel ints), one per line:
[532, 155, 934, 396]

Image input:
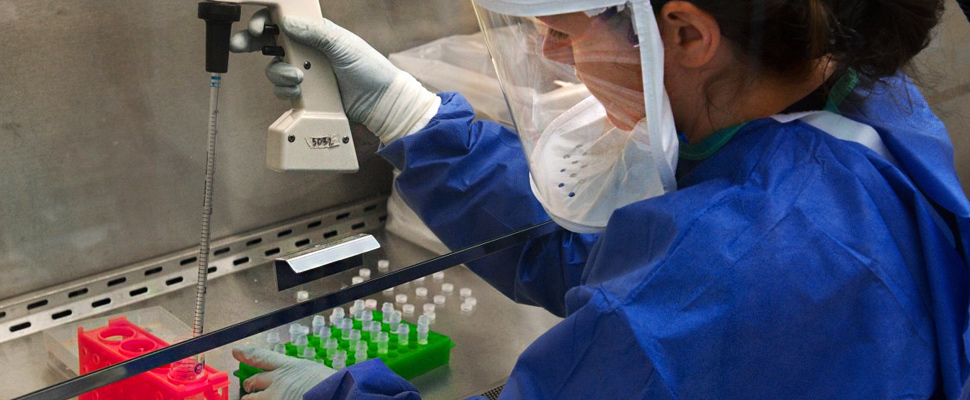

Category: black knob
[263, 24, 280, 36]
[262, 46, 286, 57]
[198, 1, 241, 73]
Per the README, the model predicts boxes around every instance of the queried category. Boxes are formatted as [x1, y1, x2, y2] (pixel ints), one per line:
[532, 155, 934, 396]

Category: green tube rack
[234, 311, 455, 394]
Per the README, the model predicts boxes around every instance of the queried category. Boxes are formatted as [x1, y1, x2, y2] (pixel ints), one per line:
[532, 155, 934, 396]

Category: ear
[657, 1, 721, 68]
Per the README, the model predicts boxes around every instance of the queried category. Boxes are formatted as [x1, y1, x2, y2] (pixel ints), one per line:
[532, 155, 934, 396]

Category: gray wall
[0, 0, 480, 300]
[919, 2, 970, 195]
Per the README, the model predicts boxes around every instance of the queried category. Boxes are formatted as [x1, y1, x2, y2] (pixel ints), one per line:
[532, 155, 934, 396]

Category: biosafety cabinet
[1, 0, 969, 399]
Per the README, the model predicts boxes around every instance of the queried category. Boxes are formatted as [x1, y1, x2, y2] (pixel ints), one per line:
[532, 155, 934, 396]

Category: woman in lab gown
[231, 0, 970, 398]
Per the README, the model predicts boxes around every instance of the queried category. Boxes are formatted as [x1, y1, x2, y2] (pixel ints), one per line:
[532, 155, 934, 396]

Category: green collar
[679, 122, 747, 161]
[824, 69, 859, 113]
[677, 69, 860, 161]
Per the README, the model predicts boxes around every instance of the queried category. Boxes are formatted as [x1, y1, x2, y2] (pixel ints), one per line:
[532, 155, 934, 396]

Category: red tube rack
[78, 316, 229, 400]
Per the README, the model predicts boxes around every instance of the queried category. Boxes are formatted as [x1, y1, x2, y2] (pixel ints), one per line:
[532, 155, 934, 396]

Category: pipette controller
[206, 0, 357, 172]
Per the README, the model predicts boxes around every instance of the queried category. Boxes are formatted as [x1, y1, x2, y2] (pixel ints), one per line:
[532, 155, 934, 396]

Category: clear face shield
[472, 1, 678, 233]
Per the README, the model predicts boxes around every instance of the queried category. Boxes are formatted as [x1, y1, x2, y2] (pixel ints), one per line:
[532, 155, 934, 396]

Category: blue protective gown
[305, 73, 970, 399]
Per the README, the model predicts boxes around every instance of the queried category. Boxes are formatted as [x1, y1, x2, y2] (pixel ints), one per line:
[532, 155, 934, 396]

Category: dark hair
[658, 0, 944, 83]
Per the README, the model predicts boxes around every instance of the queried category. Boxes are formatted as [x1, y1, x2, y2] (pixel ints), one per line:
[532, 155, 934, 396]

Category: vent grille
[0, 197, 388, 343]
[481, 384, 506, 400]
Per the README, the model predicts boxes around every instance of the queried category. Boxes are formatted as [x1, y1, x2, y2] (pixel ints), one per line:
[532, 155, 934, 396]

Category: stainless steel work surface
[0, 231, 562, 399]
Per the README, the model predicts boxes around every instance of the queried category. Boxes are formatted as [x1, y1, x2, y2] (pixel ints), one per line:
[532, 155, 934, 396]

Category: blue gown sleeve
[378, 93, 599, 316]
[303, 360, 421, 400]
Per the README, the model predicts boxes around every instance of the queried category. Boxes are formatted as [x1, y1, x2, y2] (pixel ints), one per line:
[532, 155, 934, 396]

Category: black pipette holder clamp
[198, 1, 241, 73]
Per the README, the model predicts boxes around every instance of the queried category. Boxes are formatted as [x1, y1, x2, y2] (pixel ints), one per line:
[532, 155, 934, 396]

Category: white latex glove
[230, 10, 437, 144]
[232, 346, 336, 400]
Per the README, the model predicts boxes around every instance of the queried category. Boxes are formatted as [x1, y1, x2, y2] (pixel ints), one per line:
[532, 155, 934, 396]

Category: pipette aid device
[200, 2, 377, 294]
[202, 0, 358, 172]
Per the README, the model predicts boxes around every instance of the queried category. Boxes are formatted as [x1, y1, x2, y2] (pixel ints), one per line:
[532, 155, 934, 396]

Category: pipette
[178, 2, 240, 381]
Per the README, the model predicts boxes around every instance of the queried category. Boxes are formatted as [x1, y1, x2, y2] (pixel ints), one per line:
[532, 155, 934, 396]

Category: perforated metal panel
[481, 384, 506, 400]
[0, 197, 387, 343]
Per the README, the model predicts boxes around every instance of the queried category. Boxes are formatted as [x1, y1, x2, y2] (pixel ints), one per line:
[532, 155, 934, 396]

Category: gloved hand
[230, 10, 437, 144]
[232, 346, 336, 400]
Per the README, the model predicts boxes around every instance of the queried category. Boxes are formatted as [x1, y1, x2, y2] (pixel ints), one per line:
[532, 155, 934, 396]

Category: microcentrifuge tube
[355, 341, 368, 361]
[324, 338, 339, 358]
[358, 268, 372, 278]
[301, 346, 317, 360]
[415, 287, 428, 297]
[402, 304, 415, 317]
[417, 325, 429, 345]
[381, 302, 395, 316]
[330, 307, 345, 325]
[331, 350, 347, 369]
[341, 319, 354, 340]
[365, 299, 377, 310]
[433, 295, 446, 305]
[432, 271, 445, 282]
[265, 331, 281, 349]
[318, 326, 332, 341]
[387, 311, 402, 333]
[376, 332, 390, 354]
[397, 325, 410, 346]
[377, 259, 390, 272]
[352, 300, 366, 317]
[441, 283, 454, 294]
[395, 294, 408, 304]
[348, 329, 361, 349]
[359, 309, 373, 324]
[312, 315, 327, 334]
[414, 276, 426, 284]
[460, 288, 472, 298]
[464, 297, 478, 307]
[424, 311, 436, 324]
[293, 334, 308, 353]
[368, 321, 382, 337]
[289, 323, 303, 340]
[273, 343, 287, 354]
[383, 288, 394, 296]
[296, 290, 310, 302]
[351, 276, 364, 285]
[423, 303, 436, 314]
[417, 314, 430, 328]
[460, 301, 475, 314]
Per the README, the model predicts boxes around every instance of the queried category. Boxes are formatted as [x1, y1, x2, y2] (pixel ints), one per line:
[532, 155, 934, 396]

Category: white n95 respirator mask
[472, 0, 678, 233]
